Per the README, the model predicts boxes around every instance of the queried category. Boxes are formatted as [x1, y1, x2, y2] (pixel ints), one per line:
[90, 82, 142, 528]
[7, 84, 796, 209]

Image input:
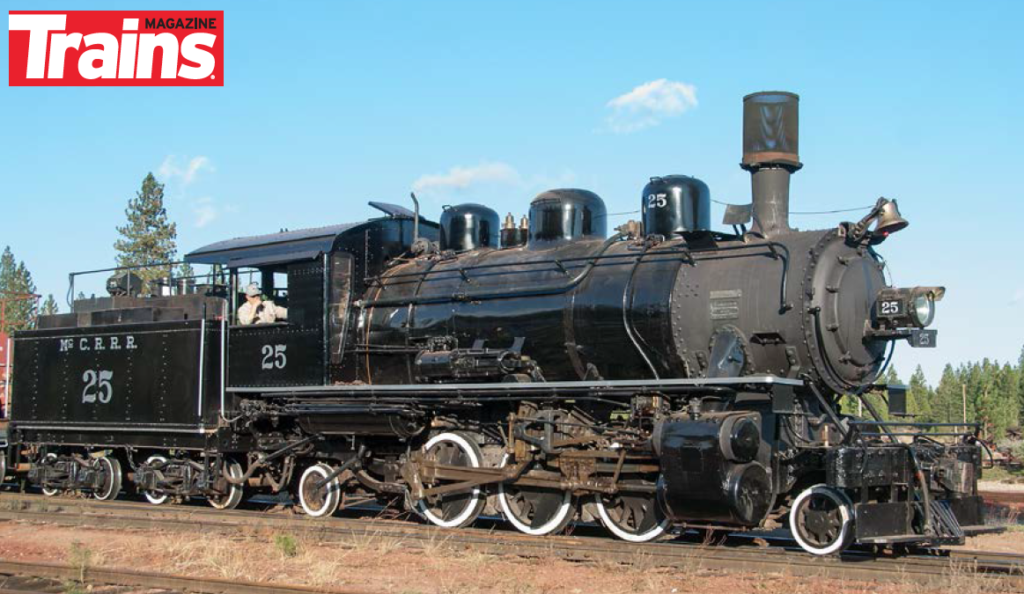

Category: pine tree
[934, 364, 961, 425]
[0, 247, 15, 301]
[114, 173, 178, 289]
[40, 294, 58, 316]
[868, 366, 903, 421]
[1018, 346, 1024, 427]
[968, 360, 992, 438]
[0, 247, 38, 333]
[908, 365, 932, 420]
[992, 363, 1019, 439]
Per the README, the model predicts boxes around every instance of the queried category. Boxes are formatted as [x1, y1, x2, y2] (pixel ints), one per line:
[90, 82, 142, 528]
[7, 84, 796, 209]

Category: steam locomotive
[0, 92, 992, 555]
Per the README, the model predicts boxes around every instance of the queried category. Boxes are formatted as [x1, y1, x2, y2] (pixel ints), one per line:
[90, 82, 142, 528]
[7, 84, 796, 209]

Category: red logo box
[9, 10, 223, 86]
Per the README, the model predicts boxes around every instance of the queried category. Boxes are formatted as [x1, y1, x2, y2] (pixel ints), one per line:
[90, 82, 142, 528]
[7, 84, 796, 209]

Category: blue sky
[2, 0, 1022, 384]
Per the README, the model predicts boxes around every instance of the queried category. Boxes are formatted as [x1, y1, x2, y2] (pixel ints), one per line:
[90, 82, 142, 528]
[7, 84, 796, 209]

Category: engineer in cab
[237, 282, 287, 325]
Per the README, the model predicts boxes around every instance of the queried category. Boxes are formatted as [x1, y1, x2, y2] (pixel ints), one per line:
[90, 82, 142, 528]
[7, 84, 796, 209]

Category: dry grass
[335, 528, 408, 560]
[939, 558, 1023, 594]
[0, 522, 1019, 594]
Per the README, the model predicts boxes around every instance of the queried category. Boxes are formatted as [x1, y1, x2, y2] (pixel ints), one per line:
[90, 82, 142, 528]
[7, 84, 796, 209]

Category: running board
[856, 500, 975, 546]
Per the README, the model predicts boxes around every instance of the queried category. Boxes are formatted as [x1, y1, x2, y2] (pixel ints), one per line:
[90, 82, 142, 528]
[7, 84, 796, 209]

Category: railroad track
[981, 490, 1024, 506]
[0, 492, 1021, 589]
[0, 558, 375, 594]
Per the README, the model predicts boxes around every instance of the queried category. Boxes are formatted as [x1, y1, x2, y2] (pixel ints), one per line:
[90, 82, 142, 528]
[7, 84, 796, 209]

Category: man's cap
[245, 283, 261, 297]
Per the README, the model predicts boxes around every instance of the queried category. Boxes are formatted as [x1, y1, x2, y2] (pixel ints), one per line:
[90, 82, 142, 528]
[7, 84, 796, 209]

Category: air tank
[528, 189, 607, 244]
[440, 204, 499, 252]
[641, 175, 711, 236]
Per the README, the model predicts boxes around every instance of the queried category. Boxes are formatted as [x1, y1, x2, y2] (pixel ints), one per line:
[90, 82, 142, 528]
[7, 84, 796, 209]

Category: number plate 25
[261, 344, 287, 370]
[878, 300, 903, 316]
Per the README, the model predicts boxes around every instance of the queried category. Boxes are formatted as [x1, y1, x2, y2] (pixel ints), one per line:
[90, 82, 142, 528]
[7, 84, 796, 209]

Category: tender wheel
[790, 485, 854, 555]
[497, 453, 574, 536]
[415, 432, 486, 529]
[142, 455, 170, 505]
[0, 451, 7, 483]
[208, 460, 245, 510]
[40, 453, 60, 497]
[594, 486, 669, 543]
[93, 455, 122, 501]
[298, 463, 341, 518]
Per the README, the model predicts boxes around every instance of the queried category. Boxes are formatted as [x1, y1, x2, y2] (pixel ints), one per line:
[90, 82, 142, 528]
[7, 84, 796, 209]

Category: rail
[0, 492, 1020, 587]
[848, 420, 982, 439]
[66, 261, 226, 308]
[0, 558, 374, 594]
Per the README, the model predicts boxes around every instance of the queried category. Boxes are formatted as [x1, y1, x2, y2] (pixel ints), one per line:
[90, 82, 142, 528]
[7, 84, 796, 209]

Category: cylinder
[641, 175, 711, 236]
[440, 204, 499, 252]
[528, 189, 607, 244]
[656, 414, 772, 526]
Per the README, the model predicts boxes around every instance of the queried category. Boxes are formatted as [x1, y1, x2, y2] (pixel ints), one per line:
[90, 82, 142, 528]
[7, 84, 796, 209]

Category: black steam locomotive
[0, 92, 992, 555]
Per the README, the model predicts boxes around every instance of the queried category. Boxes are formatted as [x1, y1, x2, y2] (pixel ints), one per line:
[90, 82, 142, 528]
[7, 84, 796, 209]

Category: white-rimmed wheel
[142, 455, 170, 505]
[415, 432, 486, 529]
[594, 484, 670, 543]
[40, 453, 60, 497]
[93, 455, 122, 501]
[208, 460, 245, 510]
[298, 463, 341, 518]
[0, 451, 7, 484]
[497, 453, 573, 536]
[789, 484, 854, 556]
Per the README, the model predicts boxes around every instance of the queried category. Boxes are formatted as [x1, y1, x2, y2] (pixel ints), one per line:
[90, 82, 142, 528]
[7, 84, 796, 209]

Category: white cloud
[605, 79, 698, 133]
[412, 162, 521, 193]
[193, 198, 217, 228]
[528, 169, 577, 189]
[191, 196, 235, 228]
[1011, 288, 1024, 306]
[158, 155, 213, 185]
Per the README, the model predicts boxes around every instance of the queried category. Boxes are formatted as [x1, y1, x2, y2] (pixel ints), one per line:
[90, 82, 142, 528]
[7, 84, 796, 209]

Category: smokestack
[741, 91, 802, 237]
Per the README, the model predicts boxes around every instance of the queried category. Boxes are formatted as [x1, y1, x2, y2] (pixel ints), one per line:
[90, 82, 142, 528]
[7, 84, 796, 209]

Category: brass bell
[872, 199, 909, 242]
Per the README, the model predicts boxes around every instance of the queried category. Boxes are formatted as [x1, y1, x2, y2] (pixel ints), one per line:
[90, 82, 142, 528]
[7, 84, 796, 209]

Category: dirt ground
[0, 522, 1020, 594]
[981, 481, 1024, 494]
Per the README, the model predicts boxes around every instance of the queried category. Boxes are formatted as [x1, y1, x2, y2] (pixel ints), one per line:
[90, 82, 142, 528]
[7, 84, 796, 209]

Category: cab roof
[185, 202, 426, 268]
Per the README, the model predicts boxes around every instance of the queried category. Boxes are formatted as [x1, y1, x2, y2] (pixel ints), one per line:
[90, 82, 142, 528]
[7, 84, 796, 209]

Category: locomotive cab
[183, 202, 439, 388]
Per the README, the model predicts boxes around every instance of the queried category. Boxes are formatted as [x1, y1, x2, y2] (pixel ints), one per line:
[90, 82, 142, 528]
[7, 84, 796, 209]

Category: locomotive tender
[1, 92, 991, 555]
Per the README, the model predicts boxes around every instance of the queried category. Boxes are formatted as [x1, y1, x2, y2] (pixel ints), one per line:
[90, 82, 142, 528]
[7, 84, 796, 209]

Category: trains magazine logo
[8, 11, 223, 86]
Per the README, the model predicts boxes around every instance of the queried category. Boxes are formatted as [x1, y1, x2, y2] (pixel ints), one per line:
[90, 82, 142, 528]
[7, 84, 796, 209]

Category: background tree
[907, 365, 933, 420]
[177, 262, 195, 280]
[177, 262, 195, 294]
[0, 247, 39, 333]
[114, 173, 178, 290]
[39, 294, 58, 316]
[868, 366, 903, 421]
[837, 367, 900, 420]
[1018, 346, 1024, 426]
[992, 363, 1019, 438]
[933, 364, 961, 425]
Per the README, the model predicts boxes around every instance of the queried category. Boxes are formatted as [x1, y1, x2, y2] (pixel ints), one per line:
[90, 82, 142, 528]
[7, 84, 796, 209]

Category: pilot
[237, 282, 287, 325]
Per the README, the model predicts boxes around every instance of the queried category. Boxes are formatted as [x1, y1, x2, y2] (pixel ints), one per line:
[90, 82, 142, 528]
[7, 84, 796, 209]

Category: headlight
[911, 292, 935, 327]
[875, 286, 945, 329]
